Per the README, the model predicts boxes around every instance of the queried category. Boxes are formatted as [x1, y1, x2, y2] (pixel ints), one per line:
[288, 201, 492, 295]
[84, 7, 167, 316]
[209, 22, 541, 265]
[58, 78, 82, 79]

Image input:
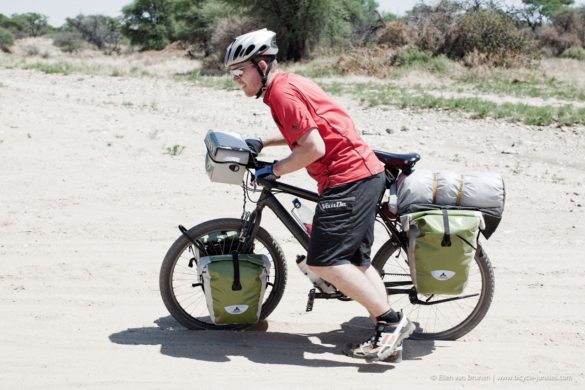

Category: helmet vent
[258, 44, 267, 52]
[244, 44, 256, 56]
[233, 45, 243, 59]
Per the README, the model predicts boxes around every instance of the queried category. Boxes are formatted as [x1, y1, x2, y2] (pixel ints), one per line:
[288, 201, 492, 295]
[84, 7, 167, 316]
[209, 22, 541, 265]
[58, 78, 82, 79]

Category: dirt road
[1, 67, 583, 388]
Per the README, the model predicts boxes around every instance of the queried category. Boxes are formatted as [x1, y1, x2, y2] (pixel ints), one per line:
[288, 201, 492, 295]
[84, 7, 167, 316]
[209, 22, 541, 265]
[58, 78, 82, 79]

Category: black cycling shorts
[306, 173, 385, 267]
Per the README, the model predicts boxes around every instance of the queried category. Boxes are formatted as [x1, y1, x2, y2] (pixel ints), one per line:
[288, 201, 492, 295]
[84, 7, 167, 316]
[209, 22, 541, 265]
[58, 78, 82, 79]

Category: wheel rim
[169, 227, 279, 327]
[377, 244, 488, 339]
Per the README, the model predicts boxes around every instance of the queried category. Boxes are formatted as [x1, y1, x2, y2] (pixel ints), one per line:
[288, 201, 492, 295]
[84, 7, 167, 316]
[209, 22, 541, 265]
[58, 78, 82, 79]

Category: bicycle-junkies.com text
[430, 374, 573, 383]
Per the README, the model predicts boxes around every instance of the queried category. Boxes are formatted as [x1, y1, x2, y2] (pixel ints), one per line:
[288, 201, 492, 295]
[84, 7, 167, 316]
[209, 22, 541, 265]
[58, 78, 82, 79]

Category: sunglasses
[229, 63, 255, 78]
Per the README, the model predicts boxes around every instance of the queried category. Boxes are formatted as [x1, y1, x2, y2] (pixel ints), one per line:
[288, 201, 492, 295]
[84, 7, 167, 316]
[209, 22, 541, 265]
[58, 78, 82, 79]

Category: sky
[0, 0, 584, 27]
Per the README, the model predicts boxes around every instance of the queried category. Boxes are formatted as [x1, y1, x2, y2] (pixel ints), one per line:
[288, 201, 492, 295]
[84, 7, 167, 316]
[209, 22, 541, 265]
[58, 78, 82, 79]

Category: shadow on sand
[109, 316, 435, 373]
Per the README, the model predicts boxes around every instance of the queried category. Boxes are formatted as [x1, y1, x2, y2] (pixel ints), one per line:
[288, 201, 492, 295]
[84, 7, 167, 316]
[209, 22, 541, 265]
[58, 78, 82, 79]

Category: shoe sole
[366, 318, 415, 363]
[343, 344, 403, 362]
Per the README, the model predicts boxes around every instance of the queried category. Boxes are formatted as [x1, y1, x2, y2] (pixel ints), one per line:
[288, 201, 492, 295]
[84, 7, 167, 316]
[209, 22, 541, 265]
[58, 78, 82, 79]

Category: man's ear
[258, 60, 269, 73]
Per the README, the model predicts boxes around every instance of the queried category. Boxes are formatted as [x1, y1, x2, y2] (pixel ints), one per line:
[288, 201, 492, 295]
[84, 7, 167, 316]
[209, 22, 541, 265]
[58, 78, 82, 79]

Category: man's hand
[254, 164, 280, 183]
[245, 137, 264, 154]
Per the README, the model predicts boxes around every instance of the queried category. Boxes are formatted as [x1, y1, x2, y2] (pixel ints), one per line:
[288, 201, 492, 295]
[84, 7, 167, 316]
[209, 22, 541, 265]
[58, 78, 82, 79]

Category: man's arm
[272, 128, 325, 177]
[262, 135, 288, 147]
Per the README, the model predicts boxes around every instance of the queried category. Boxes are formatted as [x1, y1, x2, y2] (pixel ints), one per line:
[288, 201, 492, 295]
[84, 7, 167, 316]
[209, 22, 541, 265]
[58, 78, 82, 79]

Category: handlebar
[246, 151, 271, 170]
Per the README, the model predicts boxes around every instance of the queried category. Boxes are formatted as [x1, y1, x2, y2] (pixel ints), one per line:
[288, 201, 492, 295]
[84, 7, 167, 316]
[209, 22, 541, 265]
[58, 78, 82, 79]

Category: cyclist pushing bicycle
[224, 28, 415, 362]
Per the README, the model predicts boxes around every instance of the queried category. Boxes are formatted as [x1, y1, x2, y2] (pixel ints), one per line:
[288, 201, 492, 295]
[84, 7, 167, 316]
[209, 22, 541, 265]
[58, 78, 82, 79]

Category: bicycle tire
[372, 239, 495, 340]
[159, 218, 287, 330]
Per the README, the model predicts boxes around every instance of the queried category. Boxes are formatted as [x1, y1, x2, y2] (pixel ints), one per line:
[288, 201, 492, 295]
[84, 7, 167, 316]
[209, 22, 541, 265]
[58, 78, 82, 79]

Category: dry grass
[3, 37, 584, 126]
[1, 37, 201, 78]
[540, 57, 585, 89]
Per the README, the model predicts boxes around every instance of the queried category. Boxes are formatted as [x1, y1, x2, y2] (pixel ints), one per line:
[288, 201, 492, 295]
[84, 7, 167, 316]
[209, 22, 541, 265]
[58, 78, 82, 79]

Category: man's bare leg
[309, 263, 390, 317]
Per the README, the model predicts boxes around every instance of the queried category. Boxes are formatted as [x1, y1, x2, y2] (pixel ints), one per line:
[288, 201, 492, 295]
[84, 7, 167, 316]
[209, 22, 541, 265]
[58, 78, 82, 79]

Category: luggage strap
[231, 252, 242, 291]
[441, 209, 451, 247]
[455, 174, 464, 206]
[440, 210, 479, 250]
[432, 172, 437, 204]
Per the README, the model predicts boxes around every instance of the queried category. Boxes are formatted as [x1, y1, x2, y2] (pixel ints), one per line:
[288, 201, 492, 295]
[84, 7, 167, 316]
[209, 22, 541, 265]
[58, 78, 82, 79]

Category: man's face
[229, 61, 261, 97]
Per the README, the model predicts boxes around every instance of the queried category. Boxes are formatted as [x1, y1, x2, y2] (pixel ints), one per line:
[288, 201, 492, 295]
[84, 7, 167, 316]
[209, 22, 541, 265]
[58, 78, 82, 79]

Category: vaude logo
[225, 305, 249, 315]
[321, 201, 347, 209]
[431, 270, 455, 281]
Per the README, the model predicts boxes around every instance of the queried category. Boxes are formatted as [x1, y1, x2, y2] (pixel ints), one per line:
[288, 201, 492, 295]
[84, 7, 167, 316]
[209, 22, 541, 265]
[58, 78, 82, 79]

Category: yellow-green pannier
[401, 210, 483, 295]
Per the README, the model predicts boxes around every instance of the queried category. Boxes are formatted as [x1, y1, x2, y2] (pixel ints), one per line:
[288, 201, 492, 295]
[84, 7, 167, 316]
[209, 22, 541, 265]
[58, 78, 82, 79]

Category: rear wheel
[372, 240, 494, 340]
[159, 218, 287, 330]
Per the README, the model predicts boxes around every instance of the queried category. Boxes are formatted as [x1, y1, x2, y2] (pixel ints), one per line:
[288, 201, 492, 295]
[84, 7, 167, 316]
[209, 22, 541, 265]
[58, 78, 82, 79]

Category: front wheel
[159, 218, 287, 330]
[372, 240, 495, 340]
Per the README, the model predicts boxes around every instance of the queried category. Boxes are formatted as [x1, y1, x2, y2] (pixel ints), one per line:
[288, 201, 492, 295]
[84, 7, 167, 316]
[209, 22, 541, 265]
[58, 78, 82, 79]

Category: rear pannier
[401, 210, 483, 295]
[389, 170, 505, 238]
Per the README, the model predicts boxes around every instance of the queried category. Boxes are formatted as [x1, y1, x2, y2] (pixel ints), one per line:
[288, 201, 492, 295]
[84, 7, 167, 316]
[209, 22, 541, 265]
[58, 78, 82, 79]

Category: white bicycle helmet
[224, 28, 278, 98]
[224, 28, 278, 67]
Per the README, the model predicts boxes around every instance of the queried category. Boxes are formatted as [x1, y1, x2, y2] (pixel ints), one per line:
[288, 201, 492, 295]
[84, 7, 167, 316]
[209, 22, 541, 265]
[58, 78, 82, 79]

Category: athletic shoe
[342, 340, 403, 362]
[343, 311, 415, 363]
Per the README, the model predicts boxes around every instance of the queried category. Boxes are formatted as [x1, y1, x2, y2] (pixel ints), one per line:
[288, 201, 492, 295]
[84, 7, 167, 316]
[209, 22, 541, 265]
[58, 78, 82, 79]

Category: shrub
[560, 47, 585, 60]
[0, 27, 14, 52]
[416, 22, 447, 54]
[445, 9, 533, 66]
[551, 9, 585, 49]
[336, 46, 400, 77]
[65, 15, 121, 54]
[537, 25, 582, 56]
[23, 44, 40, 56]
[376, 21, 415, 48]
[200, 54, 224, 75]
[406, 0, 463, 54]
[210, 15, 260, 56]
[52, 31, 84, 53]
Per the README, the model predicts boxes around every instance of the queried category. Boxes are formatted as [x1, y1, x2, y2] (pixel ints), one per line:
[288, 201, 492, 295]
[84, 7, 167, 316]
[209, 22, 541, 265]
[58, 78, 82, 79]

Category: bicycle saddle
[374, 150, 420, 173]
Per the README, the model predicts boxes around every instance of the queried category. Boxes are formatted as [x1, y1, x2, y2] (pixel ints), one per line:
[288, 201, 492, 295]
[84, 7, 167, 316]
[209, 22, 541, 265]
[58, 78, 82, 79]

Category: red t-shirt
[263, 72, 384, 193]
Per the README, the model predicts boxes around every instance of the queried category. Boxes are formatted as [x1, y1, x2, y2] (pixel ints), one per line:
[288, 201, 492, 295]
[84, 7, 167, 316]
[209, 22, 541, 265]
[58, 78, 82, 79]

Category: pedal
[306, 288, 316, 312]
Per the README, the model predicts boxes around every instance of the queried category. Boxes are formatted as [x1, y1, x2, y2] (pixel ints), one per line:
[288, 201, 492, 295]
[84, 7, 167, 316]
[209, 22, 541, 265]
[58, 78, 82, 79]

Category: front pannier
[197, 253, 270, 325]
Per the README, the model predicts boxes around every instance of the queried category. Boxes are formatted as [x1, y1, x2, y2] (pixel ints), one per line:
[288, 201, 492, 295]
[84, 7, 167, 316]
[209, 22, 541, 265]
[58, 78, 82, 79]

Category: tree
[223, 0, 384, 61]
[121, 0, 176, 50]
[66, 15, 121, 53]
[11, 12, 49, 37]
[340, 0, 385, 46]
[517, 0, 575, 29]
[173, 0, 237, 55]
[0, 27, 14, 52]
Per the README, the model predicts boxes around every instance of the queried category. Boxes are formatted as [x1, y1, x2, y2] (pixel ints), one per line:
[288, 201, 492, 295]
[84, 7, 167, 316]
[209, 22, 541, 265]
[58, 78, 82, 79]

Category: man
[225, 28, 414, 362]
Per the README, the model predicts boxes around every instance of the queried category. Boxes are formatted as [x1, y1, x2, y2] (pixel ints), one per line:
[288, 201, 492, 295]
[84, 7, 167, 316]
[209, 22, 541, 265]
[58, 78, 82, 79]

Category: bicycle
[159, 149, 495, 340]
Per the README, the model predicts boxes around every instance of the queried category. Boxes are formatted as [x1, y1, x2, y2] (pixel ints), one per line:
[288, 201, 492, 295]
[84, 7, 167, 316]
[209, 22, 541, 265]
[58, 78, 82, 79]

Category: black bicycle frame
[249, 179, 319, 251]
[243, 176, 479, 305]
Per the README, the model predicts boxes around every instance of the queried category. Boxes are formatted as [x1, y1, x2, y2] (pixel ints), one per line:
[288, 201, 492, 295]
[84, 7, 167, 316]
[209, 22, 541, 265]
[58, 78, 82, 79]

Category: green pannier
[401, 210, 483, 295]
[197, 253, 270, 325]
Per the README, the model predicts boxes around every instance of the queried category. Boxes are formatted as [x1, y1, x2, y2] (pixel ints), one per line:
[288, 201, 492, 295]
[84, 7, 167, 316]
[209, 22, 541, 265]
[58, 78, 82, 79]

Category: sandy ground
[1, 67, 584, 389]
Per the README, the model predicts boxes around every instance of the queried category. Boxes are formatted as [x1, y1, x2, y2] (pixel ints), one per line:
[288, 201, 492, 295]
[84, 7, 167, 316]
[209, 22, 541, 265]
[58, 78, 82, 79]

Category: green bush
[0, 27, 14, 52]
[399, 47, 433, 65]
[560, 47, 585, 60]
[396, 46, 451, 74]
[445, 9, 532, 66]
[52, 31, 84, 53]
